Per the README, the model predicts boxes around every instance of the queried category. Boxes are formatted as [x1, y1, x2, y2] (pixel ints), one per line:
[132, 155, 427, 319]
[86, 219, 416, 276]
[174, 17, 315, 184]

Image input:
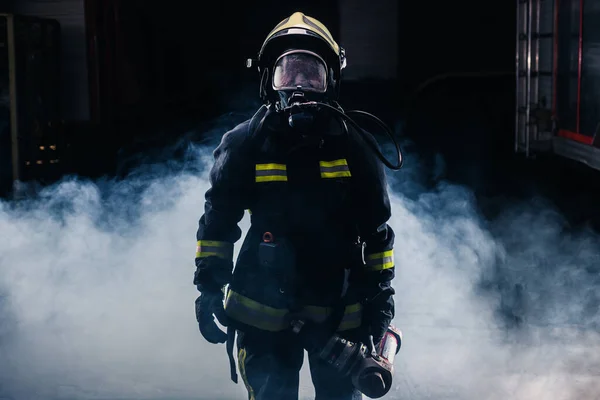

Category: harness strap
[226, 326, 238, 383]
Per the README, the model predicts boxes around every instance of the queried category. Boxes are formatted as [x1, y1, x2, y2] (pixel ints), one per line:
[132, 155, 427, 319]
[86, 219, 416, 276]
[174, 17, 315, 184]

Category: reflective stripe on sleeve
[319, 159, 351, 178]
[256, 163, 287, 182]
[365, 249, 394, 271]
[195, 240, 234, 259]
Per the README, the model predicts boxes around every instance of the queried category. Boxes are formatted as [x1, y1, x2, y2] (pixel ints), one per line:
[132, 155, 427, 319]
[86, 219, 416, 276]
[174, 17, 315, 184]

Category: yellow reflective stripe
[320, 159, 351, 179]
[195, 251, 223, 257]
[345, 303, 362, 313]
[339, 303, 362, 331]
[321, 171, 352, 178]
[338, 319, 361, 331]
[224, 290, 362, 332]
[196, 240, 226, 247]
[256, 163, 288, 182]
[224, 290, 289, 332]
[226, 291, 288, 317]
[238, 348, 256, 400]
[195, 240, 233, 259]
[256, 175, 288, 182]
[320, 159, 348, 168]
[365, 249, 394, 271]
[366, 261, 394, 271]
[256, 163, 286, 170]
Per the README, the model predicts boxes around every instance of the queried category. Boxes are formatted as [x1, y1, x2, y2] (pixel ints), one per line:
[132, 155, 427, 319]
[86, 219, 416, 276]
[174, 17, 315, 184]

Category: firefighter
[193, 11, 396, 400]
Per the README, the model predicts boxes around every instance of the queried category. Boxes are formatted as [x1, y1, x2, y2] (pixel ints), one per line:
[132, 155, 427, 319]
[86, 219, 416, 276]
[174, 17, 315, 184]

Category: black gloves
[194, 256, 233, 344]
[361, 284, 395, 346]
[195, 290, 229, 344]
[194, 256, 233, 292]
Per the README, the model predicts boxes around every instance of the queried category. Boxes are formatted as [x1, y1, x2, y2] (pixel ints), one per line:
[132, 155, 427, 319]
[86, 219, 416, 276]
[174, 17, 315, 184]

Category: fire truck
[516, 0, 600, 170]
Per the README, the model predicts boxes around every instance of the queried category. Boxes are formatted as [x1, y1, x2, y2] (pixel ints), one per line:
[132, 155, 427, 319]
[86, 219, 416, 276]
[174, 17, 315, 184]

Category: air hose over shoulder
[248, 100, 404, 170]
[284, 101, 404, 170]
[343, 108, 403, 170]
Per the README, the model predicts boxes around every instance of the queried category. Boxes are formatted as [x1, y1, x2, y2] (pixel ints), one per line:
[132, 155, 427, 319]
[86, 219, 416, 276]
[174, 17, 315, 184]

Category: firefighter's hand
[362, 284, 395, 347]
[195, 291, 228, 344]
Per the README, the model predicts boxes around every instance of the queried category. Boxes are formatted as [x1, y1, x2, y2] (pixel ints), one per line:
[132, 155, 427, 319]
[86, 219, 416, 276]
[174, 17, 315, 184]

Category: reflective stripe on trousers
[224, 289, 362, 332]
[238, 347, 256, 400]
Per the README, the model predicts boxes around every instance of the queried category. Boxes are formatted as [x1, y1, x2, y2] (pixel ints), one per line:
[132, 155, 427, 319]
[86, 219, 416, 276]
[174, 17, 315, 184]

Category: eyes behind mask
[272, 50, 328, 93]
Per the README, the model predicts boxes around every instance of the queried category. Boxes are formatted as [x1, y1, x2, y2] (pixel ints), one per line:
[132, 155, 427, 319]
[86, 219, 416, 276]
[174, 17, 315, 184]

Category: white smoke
[0, 119, 599, 400]
[387, 181, 600, 400]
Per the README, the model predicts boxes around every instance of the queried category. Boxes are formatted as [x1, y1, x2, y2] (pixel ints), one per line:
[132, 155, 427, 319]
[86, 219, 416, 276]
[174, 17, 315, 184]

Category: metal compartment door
[555, 0, 587, 142]
[0, 15, 13, 196]
[580, 0, 600, 144]
[515, 0, 557, 156]
[552, 0, 600, 171]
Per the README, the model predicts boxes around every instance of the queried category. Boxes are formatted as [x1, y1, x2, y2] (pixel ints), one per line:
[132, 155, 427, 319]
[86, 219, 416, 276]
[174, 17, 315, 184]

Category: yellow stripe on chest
[255, 163, 287, 182]
[254, 160, 352, 181]
[319, 159, 351, 178]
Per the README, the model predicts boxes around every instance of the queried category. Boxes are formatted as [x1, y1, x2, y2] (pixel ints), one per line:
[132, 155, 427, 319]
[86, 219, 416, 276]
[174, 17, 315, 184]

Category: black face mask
[278, 90, 327, 132]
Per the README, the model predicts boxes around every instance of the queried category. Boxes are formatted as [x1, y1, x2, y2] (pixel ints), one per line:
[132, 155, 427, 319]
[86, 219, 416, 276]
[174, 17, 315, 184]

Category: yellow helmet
[248, 12, 347, 102]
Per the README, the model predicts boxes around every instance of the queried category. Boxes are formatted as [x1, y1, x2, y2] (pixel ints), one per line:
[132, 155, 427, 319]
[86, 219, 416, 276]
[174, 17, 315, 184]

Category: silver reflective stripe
[366, 255, 393, 267]
[365, 250, 394, 271]
[320, 165, 350, 173]
[197, 245, 226, 254]
[256, 163, 288, 182]
[320, 159, 351, 178]
[255, 169, 287, 177]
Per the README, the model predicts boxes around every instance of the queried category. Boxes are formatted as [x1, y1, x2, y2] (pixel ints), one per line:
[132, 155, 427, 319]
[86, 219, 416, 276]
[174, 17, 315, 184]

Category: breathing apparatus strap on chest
[226, 327, 238, 383]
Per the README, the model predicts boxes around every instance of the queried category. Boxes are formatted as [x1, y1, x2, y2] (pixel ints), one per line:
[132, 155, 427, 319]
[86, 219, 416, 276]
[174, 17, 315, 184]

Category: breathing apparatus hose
[344, 108, 403, 170]
[284, 101, 404, 170]
[249, 100, 403, 170]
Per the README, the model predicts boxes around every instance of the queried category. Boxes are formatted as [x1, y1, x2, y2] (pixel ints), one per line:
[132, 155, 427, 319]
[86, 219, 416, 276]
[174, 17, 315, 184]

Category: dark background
[1, 0, 599, 227]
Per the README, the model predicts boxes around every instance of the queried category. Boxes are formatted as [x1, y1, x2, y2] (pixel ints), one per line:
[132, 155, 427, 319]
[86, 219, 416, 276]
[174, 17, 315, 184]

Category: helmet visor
[272, 51, 327, 93]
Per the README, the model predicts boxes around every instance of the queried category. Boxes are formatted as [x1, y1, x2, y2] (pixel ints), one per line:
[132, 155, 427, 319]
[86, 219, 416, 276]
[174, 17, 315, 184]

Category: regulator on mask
[292, 320, 402, 399]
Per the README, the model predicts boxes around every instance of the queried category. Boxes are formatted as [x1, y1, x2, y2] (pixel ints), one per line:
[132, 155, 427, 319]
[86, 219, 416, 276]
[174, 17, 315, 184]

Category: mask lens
[273, 52, 327, 93]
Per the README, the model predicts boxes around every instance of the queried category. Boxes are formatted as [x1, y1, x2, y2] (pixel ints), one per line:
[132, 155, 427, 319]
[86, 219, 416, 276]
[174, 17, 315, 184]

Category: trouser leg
[237, 330, 304, 400]
[308, 328, 363, 400]
[308, 353, 363, 400]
